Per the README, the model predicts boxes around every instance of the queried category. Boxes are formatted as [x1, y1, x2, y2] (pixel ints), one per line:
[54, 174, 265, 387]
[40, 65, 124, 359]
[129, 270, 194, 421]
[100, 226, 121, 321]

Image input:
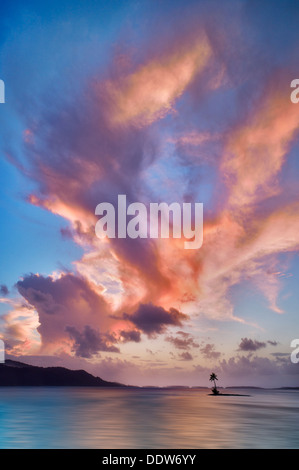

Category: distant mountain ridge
[0, 360, 123, 387]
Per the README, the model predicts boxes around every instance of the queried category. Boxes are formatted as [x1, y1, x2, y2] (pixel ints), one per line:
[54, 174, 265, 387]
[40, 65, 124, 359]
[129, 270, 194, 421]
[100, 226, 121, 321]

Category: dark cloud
[16, 273, 111, 347]
[119, 330, 141, 343]
[166, 331, 199, 350]
[60, 226, 73, 239]
[179, 352, 193, 361]
[123, 303, 188, 337]
[66, 325, 119, 358]
[0, 285, 9, 296]
[200, 343, 221, 359]
[238, 337, 267, 352]
[268, 340, 278, 346]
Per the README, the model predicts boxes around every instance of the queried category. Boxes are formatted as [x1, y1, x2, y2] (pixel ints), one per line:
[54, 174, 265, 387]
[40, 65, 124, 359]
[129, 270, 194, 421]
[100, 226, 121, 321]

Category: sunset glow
[0, 0, 299, 389]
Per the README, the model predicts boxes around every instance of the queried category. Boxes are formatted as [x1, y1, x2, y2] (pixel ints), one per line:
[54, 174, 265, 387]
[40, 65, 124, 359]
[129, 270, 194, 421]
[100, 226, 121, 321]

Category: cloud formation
[123, 303, 188, 337]
[16, 273, 112, 353]
[166, 331, 199, 350]
[268, 340, 278, 347]
[200, 343, 221, 359]
[0, 285, 9, 296]
[2, 0, 299, 387]
[179, 351, 193, 361]
[66, 325, 119, 358]
[119, 329, 141, 343]
[238, 338, 267, 352]
[104, 35, 212, 127]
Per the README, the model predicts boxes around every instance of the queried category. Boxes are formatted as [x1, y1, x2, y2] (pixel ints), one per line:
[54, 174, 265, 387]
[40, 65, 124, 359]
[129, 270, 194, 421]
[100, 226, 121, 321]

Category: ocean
[0, 387, 298, 449]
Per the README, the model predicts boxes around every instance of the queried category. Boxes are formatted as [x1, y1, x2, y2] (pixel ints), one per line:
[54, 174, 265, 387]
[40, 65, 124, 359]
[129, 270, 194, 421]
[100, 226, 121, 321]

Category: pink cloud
[16, 273, 113, 354]
[222, 87, 299, 208]
[6, 22, 299, 371]
[104, 35, 212, 127]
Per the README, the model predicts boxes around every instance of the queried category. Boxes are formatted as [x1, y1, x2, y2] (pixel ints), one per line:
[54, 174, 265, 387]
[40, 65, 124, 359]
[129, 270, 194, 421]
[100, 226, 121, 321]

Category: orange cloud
[105, 36, 212, 127]
[14, 57, 299, 354]
[222, 89, 299, 207]
[170, 131, 218, 147]
[1, 300, 41, 355]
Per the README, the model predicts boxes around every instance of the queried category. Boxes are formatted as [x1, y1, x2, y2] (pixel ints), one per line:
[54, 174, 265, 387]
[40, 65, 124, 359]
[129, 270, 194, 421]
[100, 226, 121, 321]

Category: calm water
[0, 387, 298, 448]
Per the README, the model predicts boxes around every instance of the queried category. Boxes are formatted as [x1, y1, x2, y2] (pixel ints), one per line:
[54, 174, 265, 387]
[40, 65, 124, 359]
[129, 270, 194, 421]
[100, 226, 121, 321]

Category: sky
[0, 0, 299, 387]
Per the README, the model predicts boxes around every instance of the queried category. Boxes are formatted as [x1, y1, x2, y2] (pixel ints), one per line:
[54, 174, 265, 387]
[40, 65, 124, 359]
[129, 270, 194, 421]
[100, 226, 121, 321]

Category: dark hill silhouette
[0, 360, 123, 387]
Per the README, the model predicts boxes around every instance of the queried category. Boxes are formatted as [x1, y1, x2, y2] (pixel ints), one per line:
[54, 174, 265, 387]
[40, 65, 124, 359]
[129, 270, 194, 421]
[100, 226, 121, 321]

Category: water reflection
[0, 388, 298, 448]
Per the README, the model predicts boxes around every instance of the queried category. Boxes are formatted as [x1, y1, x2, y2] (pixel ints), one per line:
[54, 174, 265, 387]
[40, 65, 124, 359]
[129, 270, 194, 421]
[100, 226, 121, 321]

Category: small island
[209, 372, 250, 397]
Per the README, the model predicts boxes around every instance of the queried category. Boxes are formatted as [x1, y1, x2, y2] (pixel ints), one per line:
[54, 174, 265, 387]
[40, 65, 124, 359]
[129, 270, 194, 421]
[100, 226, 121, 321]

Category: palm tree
[209, 372, 219, 395]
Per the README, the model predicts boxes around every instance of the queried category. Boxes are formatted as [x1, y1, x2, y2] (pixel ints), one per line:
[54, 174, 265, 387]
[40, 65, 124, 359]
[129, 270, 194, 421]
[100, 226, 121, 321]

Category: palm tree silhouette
[209, 372, 219, 395]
